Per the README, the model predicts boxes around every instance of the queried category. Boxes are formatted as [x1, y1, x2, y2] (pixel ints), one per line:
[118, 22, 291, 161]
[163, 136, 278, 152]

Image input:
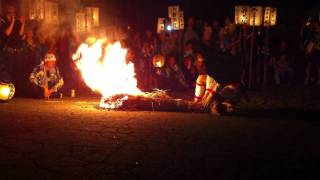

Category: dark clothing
[198, 40, 241, 84]
[29, 83, 60, 99]
[306, 31, 320, 65]
[205, 50, 241, 84]
[0, 16, 24, 95]
[0, 16, 23, 49]
[181, 65, 197, 87]
[308, 50, 320, 65]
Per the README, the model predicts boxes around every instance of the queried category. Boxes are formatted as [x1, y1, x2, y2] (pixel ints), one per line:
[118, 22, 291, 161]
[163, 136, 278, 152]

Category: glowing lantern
[249, 6, 263, 26]
[0, 82, 15, 101]
[152, 54, 165, 68]
[235, 6, 250, 25]
[168, 5, 180, 19]
[84, 7, 100, 31]
[157, 17, 166, 34]
[264, 7, 277, 26]
[44, 1, 59, 25]
[168, 5, 182, 30]
[76, 12, 86, 32]
[28, 0, 45, 21]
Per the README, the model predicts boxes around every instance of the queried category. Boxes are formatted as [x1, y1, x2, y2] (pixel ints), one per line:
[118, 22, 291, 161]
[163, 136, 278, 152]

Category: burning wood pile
[73, 38, 229, 114]
[101, 90, 205, 113]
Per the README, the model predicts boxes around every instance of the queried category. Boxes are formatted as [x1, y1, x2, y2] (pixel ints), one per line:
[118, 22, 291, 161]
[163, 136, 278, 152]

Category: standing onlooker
[0, 3, 25, 94]
[239, 25, 253, 85]
[219, 17, 237, 51]
[211, 19, 221, 48]
[144, 30, 157, 53]
[182, 54, 196, 87]
[141, 41, 153, 90]
[304, 19, 320, 85]
[203, 22, 213, 45]
[56, 26, 78, 93]
[183, 17, 199, 46]
[271, 41, 293, 84]
[158, 32, 172, 56]
[21, 28, 41, 94]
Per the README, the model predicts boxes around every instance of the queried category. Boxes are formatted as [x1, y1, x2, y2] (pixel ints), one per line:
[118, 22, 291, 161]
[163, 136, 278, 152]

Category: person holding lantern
[29, 53, 64, 99]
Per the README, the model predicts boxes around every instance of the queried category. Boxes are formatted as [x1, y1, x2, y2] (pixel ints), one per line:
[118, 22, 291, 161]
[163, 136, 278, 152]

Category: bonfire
[72, 38, 210, 113]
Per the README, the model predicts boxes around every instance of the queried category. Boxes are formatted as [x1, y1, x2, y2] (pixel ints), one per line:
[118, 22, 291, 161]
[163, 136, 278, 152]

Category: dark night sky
[103, 0, 319, 30]
[1, 0, 319, 30]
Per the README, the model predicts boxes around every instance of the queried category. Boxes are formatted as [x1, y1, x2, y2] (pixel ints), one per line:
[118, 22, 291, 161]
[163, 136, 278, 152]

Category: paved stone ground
[0, 87, 320, 179]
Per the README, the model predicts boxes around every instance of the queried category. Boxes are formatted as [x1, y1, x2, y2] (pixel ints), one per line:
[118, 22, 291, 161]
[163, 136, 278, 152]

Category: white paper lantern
[168, 5, 180, 18]
[157, 17, 166, 34]
[264, 7, 277, 26]
[249, 6, 263, 26]
[235, 6, 250, 25]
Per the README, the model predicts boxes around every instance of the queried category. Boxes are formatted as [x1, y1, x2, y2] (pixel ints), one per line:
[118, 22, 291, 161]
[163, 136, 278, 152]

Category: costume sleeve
[50, 68, 64, 92]
[29, 66, 42, 87]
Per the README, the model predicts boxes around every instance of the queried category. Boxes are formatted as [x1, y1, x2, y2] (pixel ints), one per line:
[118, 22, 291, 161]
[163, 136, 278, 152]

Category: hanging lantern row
[28, 0, 59, 25]
[235, 6, 277, 27]
[157, 5, 184, 34]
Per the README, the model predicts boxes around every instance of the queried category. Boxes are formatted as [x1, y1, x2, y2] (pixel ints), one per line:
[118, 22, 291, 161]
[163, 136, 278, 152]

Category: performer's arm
[5, 17, 15, 36]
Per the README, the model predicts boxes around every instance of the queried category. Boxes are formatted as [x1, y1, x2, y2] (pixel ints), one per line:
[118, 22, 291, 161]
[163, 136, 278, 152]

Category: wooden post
[248, 26, 255, 88]
[263, 26, 270, 85]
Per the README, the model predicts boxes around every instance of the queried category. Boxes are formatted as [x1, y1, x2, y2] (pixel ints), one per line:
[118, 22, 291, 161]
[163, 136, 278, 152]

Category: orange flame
[73, 39, 142, 108]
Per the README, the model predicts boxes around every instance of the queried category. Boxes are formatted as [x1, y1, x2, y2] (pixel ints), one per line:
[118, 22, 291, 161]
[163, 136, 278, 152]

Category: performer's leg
[194, 75, 206, 102]
[202, 75, 220, 107]
[205, 75, 219, 98]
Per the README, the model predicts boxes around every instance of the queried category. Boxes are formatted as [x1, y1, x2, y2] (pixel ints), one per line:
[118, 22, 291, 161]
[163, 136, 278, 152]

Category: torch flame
[73, 39, 142, 108]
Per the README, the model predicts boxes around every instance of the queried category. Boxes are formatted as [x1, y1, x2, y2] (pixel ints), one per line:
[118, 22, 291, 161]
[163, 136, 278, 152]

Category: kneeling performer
[29, 53, 64, 99]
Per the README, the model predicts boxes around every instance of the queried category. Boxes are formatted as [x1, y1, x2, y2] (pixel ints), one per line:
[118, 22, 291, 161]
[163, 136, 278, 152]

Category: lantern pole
[263, 25, 270, 85]
[263, 7, 277, 85]
[248, 11, 256, 88]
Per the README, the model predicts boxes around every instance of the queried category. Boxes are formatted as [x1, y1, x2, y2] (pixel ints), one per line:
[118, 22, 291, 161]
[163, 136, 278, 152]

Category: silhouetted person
[0, 3, 25, 93]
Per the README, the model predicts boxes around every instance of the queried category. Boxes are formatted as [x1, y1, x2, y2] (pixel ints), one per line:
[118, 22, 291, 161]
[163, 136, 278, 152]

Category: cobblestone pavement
[0, 97, 319, 179]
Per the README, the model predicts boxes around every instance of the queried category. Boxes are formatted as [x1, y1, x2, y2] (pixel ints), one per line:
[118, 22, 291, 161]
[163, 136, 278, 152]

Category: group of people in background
[124, 15, 320, 91]
[1, 2, 320, 100]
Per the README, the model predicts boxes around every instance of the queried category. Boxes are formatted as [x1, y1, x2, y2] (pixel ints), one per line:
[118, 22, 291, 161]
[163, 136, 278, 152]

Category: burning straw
[101, 90, 206, 113]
